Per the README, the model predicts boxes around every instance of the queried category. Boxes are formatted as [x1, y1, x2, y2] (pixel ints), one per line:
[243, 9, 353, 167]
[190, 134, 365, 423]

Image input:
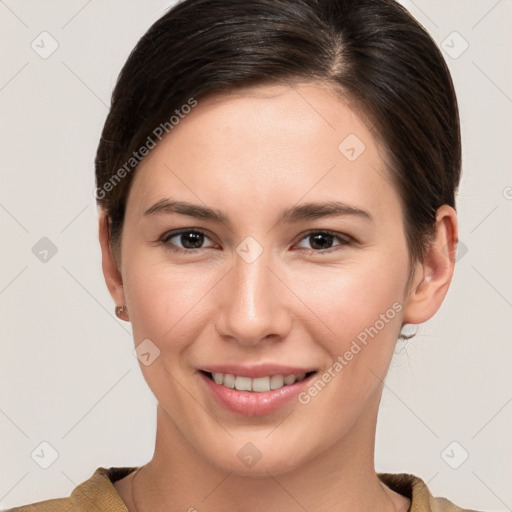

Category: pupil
[310, 233, 333, 250]
[182, 232, 204, 249]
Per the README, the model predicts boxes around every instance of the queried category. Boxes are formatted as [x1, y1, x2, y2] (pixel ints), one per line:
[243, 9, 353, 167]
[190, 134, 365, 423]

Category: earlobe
[98, 211, 129, 320]
[402, 205, 458, 325]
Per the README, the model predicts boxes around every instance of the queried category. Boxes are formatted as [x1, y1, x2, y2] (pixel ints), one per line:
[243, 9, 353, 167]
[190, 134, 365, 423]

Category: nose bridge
[216, 241, 291, 345]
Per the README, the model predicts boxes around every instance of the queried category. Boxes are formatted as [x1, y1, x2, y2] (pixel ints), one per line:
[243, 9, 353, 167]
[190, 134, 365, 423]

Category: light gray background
[1, 0, 511, 510]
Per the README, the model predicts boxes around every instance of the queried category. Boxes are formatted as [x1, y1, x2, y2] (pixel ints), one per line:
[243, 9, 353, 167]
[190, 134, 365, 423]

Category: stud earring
[115, 305, 128, 319]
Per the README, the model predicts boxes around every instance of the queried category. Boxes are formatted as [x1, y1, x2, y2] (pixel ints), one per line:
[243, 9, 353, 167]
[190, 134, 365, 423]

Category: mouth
[200, 370, 317, 392]
[198, 368, 318, 416]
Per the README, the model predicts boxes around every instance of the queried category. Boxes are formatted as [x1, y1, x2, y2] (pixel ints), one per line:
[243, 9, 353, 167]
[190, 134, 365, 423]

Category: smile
[206, 371, 314, 392]
[198, 367, 318, 416]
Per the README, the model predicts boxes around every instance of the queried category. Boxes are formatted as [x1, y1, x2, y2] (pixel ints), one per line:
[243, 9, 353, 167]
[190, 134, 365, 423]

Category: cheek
[121, 244, 224, 357]
[293, 258, 408, 409]
[124, 266, 197, 339]
[298, 257, 406, 342]
[293, 263, 406, 420]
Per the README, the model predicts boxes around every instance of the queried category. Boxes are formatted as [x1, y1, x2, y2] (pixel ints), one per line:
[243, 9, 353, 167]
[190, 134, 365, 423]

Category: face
[109, 83, 425, 475]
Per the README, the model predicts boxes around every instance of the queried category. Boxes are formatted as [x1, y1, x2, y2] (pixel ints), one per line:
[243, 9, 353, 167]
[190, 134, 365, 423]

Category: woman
[8, 0, 479, 510]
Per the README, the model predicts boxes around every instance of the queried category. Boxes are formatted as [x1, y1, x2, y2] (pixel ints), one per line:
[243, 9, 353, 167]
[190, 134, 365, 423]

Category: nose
[215, 247, 293, 347]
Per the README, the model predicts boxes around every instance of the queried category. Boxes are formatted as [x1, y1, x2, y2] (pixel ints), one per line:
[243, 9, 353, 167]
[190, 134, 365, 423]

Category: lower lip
[199, 372, 315, 417]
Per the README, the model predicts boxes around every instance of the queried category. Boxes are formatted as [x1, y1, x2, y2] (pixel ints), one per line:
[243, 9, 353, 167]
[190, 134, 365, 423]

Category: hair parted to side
[95, 0, 461, 266]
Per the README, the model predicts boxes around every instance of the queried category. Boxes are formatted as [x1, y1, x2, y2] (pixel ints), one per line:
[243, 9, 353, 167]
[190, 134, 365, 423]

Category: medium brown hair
[95, 0, 461, 264]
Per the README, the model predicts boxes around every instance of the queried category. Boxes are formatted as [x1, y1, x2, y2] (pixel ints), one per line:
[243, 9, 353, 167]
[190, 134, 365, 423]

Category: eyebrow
[144, 198, 373, 224]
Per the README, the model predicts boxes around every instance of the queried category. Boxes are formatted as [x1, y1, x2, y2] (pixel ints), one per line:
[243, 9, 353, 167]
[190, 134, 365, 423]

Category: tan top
[6, 467, 480, 511]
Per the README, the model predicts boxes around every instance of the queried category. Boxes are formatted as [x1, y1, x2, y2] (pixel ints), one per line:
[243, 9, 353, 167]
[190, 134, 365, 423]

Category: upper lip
[200, 364, 317, 379]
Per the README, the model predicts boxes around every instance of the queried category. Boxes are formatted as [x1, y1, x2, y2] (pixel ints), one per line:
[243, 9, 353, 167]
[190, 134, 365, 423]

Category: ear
[98, 210, 129, 321]
[402, 205, 458, 324]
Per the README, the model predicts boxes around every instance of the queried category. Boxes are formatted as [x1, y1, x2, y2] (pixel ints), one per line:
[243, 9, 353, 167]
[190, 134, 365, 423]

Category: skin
[100, 82, 458, 512]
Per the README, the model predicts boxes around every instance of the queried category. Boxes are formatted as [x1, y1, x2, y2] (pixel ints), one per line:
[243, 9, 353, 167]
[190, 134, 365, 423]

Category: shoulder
[5, 467, 137, 512]
[378, 472, 483, 512]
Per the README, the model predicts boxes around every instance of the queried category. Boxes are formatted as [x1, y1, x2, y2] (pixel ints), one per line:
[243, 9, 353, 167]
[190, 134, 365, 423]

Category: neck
[131, 399, 408, 512]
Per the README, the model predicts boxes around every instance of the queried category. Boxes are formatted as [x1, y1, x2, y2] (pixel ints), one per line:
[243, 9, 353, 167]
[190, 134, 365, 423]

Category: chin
[195, 431, 318, 478]
[215, 449, 308, 477]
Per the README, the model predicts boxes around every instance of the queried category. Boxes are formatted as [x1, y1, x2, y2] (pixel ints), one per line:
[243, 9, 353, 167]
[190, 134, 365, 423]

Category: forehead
[127, 82, 400, 222]
[177, 82, 371, 155]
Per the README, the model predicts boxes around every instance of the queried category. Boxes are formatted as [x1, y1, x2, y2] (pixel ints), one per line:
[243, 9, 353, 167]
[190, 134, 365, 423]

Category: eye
[159, 228, 353, 254]
[160, 229, 217, 252]
[295, 230, 352, 253]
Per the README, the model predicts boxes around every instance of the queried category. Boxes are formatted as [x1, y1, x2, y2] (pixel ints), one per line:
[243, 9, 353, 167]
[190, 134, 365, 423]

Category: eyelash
[158, 228, 353, 255]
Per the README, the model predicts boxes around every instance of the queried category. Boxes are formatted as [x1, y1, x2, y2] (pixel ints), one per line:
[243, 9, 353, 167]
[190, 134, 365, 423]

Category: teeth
[235, 376, 252, 391]
[270, 375, 284, 390]
[252, 377, 270, 392]
[210, 372, 309, 392]
[283, 375, 296, 385]
[223, 374, 235, 389]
